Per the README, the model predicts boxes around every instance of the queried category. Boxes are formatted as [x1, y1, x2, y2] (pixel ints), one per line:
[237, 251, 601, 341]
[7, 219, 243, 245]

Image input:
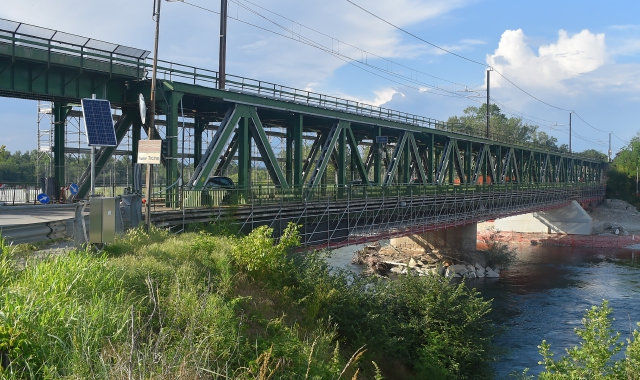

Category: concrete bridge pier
[494, 200, 592, 235]
[391, 224, 478, 253]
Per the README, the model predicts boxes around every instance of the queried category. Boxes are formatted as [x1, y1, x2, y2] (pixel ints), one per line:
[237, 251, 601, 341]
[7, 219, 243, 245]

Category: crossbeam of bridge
[0, 19, 607, 245]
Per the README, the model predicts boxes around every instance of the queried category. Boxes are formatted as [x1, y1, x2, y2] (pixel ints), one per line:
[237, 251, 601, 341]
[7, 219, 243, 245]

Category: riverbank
[478, 198, 640, 249]
[0, 225, 496, 379]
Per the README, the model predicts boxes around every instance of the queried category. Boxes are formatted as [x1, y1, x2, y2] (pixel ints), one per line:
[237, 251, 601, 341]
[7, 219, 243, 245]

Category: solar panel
[81, 98, 117, 146]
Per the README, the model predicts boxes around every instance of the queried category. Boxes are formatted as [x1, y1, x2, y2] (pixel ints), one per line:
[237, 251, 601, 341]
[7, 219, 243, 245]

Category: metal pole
[91, 146, 96, 197]
[486, 69, 490, 138]
[608, 132, 612, 162]
[636, 166, 638, 194]
[90, 94, 96, 197]
[146, 0, 162, 231]
[569, 112, 572, 153]
[219, 0, 228, 89]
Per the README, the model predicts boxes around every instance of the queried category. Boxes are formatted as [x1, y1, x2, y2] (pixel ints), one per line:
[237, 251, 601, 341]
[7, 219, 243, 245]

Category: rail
[0, 18, 599, 160]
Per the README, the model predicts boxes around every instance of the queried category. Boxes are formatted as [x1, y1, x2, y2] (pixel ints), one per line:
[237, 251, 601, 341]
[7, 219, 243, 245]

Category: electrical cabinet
[90, 197, 116, 244]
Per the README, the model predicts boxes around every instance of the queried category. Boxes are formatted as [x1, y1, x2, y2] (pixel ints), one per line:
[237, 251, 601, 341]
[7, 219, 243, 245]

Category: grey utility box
[90, 197, 116, 244]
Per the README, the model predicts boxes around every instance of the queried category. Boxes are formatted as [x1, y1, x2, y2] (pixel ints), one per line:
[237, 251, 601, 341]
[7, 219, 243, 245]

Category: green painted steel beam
[237, 117, 250, 188]
[345, 126, 370, 185]
[190, 105, 242, 191]
[247, 107, 289, 188]
[293, 115, 303, 187]
[53, 103, 71, 188]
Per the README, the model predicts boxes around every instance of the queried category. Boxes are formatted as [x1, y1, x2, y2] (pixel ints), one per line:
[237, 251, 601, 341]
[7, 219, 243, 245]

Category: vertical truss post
[237, 116, 250, 190]
[164, 91, 184, 207]
[293, 114, 303, 188]
[337, 125, 347, 197]
[286, 122, 293, 186]
[428, 133, 434, 183]
[495, 146, 502, 183]
[53, 103, 71, 189]
[373, 126, 382, 185]
[448, 144, 454, 184]
[132, 123, 141, 166]
[193, 116, 204, 168]
[403, 133, 411, 184]
[465, 141, 472, 185]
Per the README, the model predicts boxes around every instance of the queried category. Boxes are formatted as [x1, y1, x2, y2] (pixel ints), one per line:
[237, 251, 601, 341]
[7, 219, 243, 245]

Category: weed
[483, 227, 517, 269]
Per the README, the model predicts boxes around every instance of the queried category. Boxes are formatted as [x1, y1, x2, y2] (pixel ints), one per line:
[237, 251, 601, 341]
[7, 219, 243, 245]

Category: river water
[327, 243, 640, 378]
[474, 245, 640, 377]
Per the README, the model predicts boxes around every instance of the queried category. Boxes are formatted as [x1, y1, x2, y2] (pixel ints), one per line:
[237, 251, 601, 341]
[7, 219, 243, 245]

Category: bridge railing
[171, 182, 605, 211]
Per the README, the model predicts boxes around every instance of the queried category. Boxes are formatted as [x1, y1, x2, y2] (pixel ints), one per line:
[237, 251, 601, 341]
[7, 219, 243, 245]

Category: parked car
[201, 176, 236, 206]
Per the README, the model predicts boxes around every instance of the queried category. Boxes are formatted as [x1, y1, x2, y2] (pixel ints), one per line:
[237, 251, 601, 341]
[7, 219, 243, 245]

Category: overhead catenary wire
[345, 0, 627, 145]
[177, 0, 608, 150]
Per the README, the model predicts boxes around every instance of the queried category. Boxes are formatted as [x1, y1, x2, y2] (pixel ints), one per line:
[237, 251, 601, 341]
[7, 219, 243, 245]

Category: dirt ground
[588, 199, 640, 234]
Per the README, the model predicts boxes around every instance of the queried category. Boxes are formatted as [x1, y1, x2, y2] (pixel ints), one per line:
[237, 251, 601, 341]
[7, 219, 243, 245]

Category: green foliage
[483, 228, 518, 269]
[292, 252, 495, 379]
[527, 300, 640, 380]
[447, 104, 566, 151]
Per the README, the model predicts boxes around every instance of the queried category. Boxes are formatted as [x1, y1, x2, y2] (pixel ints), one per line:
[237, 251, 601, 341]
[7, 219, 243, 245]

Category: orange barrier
[477, 230, 640, 249]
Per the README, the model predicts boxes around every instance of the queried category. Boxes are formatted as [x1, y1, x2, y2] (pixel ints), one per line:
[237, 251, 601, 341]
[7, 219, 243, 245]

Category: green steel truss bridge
[0, 19, 606, 247]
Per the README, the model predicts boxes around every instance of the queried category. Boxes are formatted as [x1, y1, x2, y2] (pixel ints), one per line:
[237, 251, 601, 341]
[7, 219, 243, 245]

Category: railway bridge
[0, 19, 606, 247]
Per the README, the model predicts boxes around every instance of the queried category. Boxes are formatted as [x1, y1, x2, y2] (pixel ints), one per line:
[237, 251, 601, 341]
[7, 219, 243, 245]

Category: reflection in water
[325, 244, 640, 376]
[473, 245, 640, 376]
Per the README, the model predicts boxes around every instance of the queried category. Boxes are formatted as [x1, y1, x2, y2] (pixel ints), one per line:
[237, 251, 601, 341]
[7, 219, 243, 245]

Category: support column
[53, 103, 71, 189]
[237, 117, 250, 189]
[193, 116, 204, 168]
[286, 123, 293, 186]
[132, 123, 141, 165]
[428, 134, 435, 184]
[337, 125, 346, 197]
[403, 136, 411, 184]
[373, 126, 382, 185]
[293, 115, 303, 188]
[164, 91, 184, 207]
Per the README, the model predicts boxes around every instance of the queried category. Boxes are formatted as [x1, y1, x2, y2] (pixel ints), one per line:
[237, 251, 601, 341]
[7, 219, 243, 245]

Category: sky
[1, 0, 640, 155]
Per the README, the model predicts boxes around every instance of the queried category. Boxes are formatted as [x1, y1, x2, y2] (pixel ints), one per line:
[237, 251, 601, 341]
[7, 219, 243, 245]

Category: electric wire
[178, 0, 607, 150]
[345, 0, 626, 146]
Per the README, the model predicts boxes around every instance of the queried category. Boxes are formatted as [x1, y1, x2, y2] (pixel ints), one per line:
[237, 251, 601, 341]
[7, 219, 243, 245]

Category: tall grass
[0, 224, 496, 379]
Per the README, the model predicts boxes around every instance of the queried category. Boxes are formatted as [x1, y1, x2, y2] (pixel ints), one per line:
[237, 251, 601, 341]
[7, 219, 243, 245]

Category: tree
[447, 104, 560, 149]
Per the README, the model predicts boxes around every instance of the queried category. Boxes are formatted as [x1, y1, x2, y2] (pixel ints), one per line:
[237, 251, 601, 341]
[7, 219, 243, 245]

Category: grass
[0, 224, 496, 379]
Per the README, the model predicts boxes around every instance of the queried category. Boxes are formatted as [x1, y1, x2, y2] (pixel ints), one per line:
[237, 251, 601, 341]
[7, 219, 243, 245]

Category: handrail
[0, 25, 604, 161]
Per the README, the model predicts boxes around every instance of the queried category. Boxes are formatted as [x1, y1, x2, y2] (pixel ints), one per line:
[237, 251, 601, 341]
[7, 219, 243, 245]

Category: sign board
[37, 193, 50, 204]
[375, 136, 389, 144]
[137, 140, 162, 164]
[69, 183, 79, 195]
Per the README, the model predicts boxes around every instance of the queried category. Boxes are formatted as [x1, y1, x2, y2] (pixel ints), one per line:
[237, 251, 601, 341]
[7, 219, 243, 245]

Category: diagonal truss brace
[500, 147, 521, 183]
[307, 121, 349, 188]
[188, 105, 241, 190]
[383, 131, 407, 185]
[345, 126, 370, 185]
[246, 107, 289, 188]
[472, 144, 497, 185]
[408, 133, 428, 185]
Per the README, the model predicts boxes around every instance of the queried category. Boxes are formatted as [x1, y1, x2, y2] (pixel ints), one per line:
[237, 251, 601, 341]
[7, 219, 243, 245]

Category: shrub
[483, 228, 517, 268]
[527, 300, 640, 379]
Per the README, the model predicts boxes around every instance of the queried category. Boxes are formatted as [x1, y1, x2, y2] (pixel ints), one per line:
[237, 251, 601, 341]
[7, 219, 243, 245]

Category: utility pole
[219, 0, 228, 89]
[608, 132, 612, 162]
[486, 68, 490, 139]
[569, 112, 572, 153]
[145, 0, 162, 231]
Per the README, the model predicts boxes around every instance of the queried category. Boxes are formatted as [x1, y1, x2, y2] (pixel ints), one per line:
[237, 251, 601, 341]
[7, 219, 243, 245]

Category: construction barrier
[477, 230, 640, 249]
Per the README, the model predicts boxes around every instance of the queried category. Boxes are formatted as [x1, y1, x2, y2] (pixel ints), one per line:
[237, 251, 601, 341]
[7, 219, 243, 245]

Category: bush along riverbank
[0, 224, 495, 379]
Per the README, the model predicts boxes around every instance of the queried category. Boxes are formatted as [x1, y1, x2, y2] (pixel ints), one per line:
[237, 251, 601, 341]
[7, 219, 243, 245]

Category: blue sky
[1, 0, 639, 154]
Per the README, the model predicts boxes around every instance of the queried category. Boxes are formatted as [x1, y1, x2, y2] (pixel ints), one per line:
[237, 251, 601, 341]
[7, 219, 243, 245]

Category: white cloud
[487, 29, 608, 89]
